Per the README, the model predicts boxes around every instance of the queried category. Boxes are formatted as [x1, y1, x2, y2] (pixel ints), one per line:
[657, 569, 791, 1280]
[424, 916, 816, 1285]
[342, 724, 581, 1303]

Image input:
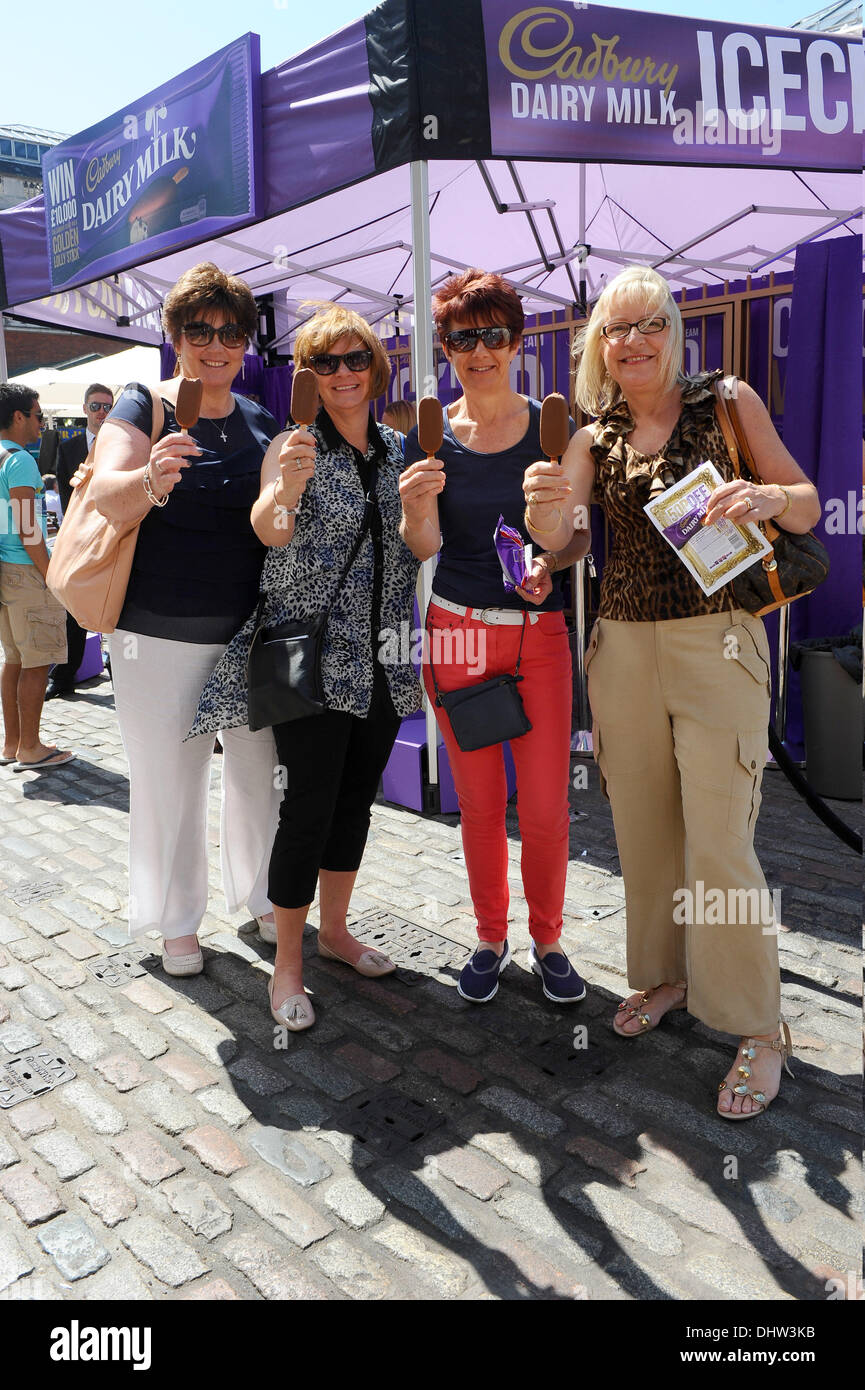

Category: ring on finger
[528, 491, 539, 506]
[296, 460, 302, 471]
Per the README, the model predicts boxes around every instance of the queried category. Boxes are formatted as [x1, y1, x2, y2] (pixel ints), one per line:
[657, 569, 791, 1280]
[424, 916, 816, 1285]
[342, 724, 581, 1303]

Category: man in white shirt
[50, 383, 114, 698]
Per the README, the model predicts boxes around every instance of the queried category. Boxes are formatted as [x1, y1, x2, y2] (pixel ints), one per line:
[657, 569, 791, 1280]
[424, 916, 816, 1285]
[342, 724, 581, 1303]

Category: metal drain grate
[7, 880, 65, 907]
[0, 1050, 76, 1108]
[527, 1032, 611, 1080]
[350, 1089, 445, 1158]
[350, 911, 466, 985]
[86, 951, 151, 986]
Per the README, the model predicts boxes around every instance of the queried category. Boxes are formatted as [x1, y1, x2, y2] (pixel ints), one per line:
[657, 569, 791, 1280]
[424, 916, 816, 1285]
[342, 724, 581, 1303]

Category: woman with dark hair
[400, 268, 590, 1007]
[89, 262, 283, 975]
[190, 304, 421, 1030]
[530, 265, 820, 1118]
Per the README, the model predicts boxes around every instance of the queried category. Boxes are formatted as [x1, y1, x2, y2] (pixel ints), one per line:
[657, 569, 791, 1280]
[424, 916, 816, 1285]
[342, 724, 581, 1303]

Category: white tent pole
[0, 315, 8, 381]
[410, 159, 439, 789]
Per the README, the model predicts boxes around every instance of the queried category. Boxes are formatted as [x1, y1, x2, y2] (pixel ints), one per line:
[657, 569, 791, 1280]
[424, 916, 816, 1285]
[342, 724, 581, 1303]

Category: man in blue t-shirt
[0, 384, 73, 769]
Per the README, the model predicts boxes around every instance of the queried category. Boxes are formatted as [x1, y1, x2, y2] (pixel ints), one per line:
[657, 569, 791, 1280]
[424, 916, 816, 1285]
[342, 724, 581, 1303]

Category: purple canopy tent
[0, 0, 860, 782]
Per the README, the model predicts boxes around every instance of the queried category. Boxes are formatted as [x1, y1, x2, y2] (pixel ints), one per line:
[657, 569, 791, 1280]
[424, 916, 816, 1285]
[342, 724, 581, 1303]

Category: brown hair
[432, 268, 524, 341]
[294, 302, 391, 400]
[162, 262, 257, 357]
[84, 383, 113, 404]
[381, 399, 417, 433]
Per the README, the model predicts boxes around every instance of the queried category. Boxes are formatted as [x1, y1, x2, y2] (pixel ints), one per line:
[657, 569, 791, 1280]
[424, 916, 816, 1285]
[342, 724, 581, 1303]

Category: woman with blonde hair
[522, 264, 820, 1118]
[190, 304, 421, 1030]
[90, 262, 283, 975]
[381, 399, 417, 436]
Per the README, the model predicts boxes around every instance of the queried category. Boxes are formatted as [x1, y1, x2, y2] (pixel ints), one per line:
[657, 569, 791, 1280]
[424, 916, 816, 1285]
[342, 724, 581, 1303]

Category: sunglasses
[443, 326, 513, 353]
[601, 315, 669, 342]
[309, 349, 373, 375]
[26, 409, 45, 422]
[181, 322, 248, 348]
[87, 401, 112, 413]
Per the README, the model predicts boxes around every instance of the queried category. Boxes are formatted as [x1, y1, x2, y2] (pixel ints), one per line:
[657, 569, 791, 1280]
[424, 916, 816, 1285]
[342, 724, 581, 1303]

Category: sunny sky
[6, 0, 816, 138]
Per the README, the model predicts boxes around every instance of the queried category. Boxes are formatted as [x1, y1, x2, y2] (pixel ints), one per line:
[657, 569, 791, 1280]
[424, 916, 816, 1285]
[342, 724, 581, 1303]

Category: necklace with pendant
[208, 414, 229, 445]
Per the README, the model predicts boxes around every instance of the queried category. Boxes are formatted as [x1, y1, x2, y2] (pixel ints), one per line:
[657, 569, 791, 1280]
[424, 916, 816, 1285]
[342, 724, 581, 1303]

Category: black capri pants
[268, 670, 402, 909]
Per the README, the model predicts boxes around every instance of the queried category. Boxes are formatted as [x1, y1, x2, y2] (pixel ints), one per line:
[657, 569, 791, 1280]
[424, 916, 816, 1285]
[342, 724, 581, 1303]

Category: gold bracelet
[775, 486, 793, 519]
[525, 504, 564, 534]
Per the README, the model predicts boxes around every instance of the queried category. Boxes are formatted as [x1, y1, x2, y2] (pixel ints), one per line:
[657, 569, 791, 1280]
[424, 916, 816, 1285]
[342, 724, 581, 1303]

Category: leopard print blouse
[591, 369, 738, 622]
[187, 415, 421, 736]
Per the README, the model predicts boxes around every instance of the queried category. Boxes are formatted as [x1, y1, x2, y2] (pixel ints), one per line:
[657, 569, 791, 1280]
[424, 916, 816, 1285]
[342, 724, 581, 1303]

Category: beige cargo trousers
[586, 608, 781, 1035]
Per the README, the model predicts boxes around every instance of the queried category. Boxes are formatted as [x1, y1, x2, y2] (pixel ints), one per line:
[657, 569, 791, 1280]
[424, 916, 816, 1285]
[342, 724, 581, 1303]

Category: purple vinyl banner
[480, 1, 862, 171]
[42, 34, 261, 291]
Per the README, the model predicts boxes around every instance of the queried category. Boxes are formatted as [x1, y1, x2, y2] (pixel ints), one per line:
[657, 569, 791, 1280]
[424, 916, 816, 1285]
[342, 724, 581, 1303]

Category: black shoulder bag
[246, 459, 378, 731]
[427, 611, 533, 752]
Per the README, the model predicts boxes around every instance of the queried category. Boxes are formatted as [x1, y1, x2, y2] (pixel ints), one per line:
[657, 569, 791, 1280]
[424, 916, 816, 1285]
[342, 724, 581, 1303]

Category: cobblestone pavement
[0, 669, 861, 1302]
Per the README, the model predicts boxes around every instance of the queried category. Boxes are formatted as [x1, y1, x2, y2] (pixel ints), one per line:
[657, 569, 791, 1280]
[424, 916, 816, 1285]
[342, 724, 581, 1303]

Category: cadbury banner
[42, 35, 261, 291]
[480, 1, 863, 171]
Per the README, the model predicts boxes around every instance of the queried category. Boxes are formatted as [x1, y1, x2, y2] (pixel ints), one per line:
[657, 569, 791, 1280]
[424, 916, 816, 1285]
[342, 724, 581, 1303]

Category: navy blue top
[109, 383, 280, 643]
[404, 397, 574, 612]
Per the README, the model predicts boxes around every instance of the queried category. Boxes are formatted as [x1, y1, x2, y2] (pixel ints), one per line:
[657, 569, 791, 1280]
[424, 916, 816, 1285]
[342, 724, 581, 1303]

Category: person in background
[41, 474, 63, 536]
[50, 384, 115, 698]
[88, 263, 282, 977]
[381, 399, 417, 437]
[0, 384, 73, 769]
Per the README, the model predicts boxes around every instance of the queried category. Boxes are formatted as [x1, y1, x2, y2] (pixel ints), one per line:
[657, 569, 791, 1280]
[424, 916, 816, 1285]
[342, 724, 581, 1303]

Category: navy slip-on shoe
[457, 940, 510, 1003]
[530, 943, 587, 1003]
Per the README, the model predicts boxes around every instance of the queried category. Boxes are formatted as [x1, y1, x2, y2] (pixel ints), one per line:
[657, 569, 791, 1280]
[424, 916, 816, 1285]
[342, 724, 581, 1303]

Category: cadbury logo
[498, 6, 678, 96]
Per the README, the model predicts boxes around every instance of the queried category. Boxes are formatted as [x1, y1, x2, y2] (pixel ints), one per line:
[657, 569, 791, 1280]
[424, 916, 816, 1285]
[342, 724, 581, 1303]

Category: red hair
[432, 268, 524, 340]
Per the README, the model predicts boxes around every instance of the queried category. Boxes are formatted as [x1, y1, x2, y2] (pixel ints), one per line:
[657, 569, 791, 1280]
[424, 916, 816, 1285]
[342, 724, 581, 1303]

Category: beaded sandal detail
[612, 981, 687, 1037]
[717, 1021, 793, 1120]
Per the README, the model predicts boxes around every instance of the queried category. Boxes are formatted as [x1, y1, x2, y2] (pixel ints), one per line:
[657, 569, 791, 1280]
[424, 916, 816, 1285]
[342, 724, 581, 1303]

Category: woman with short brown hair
[89, 261, 283, 976]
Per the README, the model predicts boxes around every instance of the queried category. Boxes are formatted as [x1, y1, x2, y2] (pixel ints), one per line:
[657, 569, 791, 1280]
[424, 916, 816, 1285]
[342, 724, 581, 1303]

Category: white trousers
[109, 630, 280, 940]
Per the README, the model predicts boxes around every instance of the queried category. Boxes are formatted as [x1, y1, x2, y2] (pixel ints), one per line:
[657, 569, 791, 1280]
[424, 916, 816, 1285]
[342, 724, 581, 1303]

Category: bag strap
[427, 609, 528, 703]
[713, 378, 789, 606]
[252, 454, 379, 639]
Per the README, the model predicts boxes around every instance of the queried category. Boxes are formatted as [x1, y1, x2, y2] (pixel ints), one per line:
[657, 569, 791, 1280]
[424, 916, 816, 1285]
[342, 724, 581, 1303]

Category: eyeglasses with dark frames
[181, 322, 248, 348]
[309, 349, 374, 375]
[25, 408, 45, 422]
[601, 315, 669, 342]
[442, 326, 513, 352]
[87, 401, 113, 413]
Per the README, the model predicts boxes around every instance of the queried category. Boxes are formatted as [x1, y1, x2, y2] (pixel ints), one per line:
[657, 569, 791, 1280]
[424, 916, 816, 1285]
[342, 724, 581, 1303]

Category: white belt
[429, 593, 539, 625]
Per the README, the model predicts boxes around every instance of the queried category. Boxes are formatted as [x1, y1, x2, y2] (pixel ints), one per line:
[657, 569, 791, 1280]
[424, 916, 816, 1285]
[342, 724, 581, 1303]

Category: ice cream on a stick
[291, 368, 319, 427]
[417, 395, 443, 460]
[539, 392, 570, 462]
[174, 377, 202, 430]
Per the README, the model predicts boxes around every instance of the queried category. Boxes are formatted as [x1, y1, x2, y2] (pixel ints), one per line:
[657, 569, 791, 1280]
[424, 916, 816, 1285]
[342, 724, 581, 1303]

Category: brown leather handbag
[714, 378, 829, 617]
[46, 388, 166, 633]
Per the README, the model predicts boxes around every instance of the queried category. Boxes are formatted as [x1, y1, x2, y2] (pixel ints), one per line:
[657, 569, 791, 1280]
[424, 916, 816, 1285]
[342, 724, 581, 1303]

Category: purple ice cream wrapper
[494, 515, 529, 592]
[662, 504, 706, 551]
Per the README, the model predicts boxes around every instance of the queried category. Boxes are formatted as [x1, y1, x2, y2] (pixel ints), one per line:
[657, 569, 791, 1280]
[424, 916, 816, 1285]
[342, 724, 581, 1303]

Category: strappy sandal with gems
[717, 1022, 793, 1121]
[612, 982, 687, 1038]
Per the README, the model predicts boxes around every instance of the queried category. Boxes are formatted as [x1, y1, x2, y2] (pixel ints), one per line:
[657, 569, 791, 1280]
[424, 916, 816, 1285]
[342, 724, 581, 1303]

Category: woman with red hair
[400, 269, 590, 1006]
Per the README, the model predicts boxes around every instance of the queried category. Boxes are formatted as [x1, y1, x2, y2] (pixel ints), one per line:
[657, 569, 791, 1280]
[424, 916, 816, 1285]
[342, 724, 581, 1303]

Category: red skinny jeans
[423, 602, 572, 944]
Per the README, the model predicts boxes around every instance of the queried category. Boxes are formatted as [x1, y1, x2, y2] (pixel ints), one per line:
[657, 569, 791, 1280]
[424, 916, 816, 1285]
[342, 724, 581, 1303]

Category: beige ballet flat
[268, 975, 315, 1031]
[161, 941, 204, 977]
[256, 914, 277, 945]
[318, 939, 396, 977]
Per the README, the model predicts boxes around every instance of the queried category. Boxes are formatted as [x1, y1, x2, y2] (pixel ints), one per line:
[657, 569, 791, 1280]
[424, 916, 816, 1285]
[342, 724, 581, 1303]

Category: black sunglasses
[26, 409, 45, 422]
[181, 322, 248, 347]
[443, 326, 513, 352]
[309, 349, 373, 375]
[87, 401, 112, 413]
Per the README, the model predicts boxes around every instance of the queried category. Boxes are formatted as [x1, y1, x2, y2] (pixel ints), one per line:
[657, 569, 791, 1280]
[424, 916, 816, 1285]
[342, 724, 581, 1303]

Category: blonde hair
[381, 399, 417, 433]
[573, 266, 684, 417]
[294, 302, 391, 400]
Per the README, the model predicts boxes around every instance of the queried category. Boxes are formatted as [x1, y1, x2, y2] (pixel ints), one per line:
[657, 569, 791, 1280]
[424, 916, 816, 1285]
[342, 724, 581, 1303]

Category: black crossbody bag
[246, 460, 378, 731]
[427, 610, 533, 752]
